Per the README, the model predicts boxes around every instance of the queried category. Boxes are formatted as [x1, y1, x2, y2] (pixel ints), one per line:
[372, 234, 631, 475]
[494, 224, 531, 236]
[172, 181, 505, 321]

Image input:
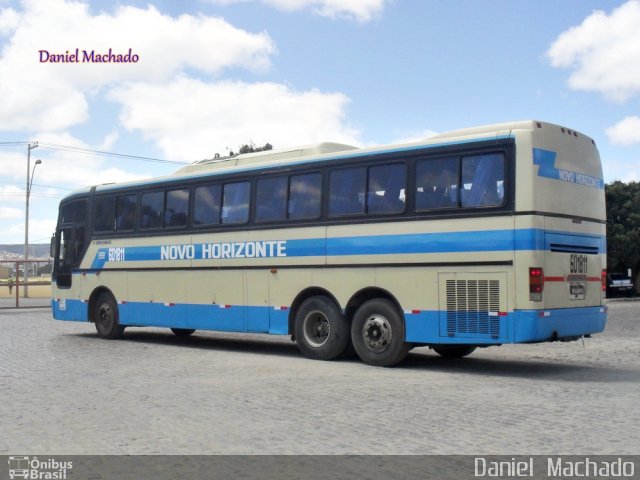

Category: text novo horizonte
[161, 241, 287, 261]
[39, 48, 139, 63]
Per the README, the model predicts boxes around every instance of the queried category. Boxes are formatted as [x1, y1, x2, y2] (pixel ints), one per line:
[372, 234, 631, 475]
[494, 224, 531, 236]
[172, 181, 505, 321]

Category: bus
[51, 120, 607, 366]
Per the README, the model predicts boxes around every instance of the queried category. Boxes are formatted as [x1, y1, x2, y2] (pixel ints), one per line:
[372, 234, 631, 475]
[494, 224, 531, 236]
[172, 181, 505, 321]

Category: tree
[215, 142, 273, 159]
[238, 142, 273, 155]
[605, 181, 640, 287]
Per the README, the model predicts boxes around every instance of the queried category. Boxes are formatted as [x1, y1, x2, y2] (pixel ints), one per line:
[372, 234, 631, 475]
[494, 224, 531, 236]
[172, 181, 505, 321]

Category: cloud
[207, 0, 387, 22]
[0, 206, 22, 219]
[0, 6, 18, 34]
[603, 157, 639, 183]
[392, 128, 438, 145]
[0, 184, 28, 207]
[547, 0, 640, 102]
[7, 218, 57, 242]
[0, 131, 152, 191]
[34, 131, 152, 187]
[110, 76, 360, 160]
[606, 116, 640, 146]
[0, 0, 276, 131]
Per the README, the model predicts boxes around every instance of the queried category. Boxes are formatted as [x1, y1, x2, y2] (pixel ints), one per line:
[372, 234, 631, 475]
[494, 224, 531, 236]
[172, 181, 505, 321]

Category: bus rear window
[415, 152, 505, 211]
[461, 153, 505, 207]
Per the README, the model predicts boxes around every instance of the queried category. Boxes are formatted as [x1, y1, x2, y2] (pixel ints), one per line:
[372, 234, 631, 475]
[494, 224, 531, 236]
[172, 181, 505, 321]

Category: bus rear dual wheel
[351, 299, 410, 367]
[295, 296, 410, 367]
[295, 296, 350, 360]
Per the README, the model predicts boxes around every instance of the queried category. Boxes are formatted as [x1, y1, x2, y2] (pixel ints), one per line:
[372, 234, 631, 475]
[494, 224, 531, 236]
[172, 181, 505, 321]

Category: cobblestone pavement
[0, 302, 638, 455]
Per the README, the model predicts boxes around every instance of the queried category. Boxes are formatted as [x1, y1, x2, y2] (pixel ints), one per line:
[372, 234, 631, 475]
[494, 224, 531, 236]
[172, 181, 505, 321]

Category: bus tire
[351, 299, 410, 367]
[93, 292, 124, 339]
[295, 296, 350, 360]
[171, 328, 196, 337]
[432, 345, 477, 358]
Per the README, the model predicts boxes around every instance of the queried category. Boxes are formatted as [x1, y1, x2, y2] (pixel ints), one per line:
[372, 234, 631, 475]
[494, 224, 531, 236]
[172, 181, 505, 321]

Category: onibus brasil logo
[8, 456, 72, 479]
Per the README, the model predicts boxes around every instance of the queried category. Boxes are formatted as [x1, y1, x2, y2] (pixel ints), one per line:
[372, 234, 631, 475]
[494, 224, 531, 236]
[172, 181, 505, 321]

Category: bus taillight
[529, 267, 544, 302]
[601, 269, 607, 293]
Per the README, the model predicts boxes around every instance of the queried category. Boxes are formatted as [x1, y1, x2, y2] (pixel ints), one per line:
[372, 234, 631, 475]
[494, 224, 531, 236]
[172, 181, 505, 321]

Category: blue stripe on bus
[89, 228, 605, 270]
[544, 231, 602, 254]
[51, 299, 289, 335]
[53, 298, 605, 345]
[405, 306, 606, 344]
[533, 148, 604, 190]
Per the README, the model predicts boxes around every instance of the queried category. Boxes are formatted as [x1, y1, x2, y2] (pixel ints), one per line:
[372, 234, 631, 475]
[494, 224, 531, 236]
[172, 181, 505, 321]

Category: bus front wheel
[93, 292, 125, 339]
[351, 299, 410, 367]
[295, 296, 350, 360]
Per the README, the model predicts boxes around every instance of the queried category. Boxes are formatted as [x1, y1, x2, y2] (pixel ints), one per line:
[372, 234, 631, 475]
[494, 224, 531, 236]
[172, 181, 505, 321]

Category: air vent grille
[446, 279, 500, 337]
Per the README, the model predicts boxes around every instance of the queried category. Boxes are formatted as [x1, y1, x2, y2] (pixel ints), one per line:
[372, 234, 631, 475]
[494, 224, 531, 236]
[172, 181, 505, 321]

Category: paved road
[0, 301, 638, 455]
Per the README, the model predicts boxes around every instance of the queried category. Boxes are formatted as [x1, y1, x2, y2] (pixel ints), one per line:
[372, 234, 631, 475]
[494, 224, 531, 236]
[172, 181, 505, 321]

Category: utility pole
[24, 141, 39, 298]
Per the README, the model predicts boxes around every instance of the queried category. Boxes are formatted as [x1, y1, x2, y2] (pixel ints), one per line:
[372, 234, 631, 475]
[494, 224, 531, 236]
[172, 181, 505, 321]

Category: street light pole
[24, 142, 39, 298]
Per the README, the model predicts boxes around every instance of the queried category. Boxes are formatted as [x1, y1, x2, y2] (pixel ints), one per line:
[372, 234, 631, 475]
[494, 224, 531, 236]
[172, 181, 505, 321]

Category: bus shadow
[68, 331, 639, 383]
[403, 350, 640, 383]
[73, 329, 302, 359]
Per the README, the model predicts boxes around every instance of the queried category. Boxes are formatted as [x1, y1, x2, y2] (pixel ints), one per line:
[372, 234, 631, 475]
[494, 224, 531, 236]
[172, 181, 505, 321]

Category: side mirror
[50, 233, 56, 258]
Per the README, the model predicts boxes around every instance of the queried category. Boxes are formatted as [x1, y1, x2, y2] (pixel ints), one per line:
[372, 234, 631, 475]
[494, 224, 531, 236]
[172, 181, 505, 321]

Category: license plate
[569, 282, 585, 300]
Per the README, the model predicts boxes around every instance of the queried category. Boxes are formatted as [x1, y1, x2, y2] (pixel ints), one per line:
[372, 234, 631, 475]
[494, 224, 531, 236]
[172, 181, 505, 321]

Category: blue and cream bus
[51, 120, 607, 366]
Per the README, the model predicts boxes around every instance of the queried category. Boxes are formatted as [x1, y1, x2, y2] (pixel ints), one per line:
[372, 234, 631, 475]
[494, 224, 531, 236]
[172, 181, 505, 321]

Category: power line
[31, 183, 75, 191]
[1, 140, 190, 164]
[37, 142, 188, 165]
[1, 192, 63, 199]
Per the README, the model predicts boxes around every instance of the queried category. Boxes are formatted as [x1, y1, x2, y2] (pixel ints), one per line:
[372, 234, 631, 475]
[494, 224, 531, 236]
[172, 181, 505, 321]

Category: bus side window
[329, 167, 366, 216]
[94, 196, 116, 232]
[415, 157, 458, 210]
[367, 163, 406, 214]
[116, 194, 136, 231]
[289, 173, 321, 220]
[222, 182, 250, 224]
[194, 184, 221, 225]
[461, 153, 505, 207]
[140, 191, 164, 229]
[165, 189, 189, 228]
[256, 176, 287, 222]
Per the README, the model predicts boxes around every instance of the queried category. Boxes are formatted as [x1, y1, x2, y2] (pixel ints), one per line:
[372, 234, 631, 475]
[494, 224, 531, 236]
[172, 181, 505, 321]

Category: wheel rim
[97, 302, 114, 332]
[361, 314, 392, 352]
[303, 310, 331, 348]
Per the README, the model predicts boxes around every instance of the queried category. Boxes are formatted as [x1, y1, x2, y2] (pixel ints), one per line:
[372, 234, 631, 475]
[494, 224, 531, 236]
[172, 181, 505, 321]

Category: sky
[0, 0, 639, 246]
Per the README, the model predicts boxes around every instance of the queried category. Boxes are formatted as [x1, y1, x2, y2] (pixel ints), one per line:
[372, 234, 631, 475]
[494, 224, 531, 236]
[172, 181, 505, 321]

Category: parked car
[607, 272, 635, 297]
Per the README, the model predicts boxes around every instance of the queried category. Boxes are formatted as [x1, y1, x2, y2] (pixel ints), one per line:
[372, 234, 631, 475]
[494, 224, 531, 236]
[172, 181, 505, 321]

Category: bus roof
[62, 119, 590, 198]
